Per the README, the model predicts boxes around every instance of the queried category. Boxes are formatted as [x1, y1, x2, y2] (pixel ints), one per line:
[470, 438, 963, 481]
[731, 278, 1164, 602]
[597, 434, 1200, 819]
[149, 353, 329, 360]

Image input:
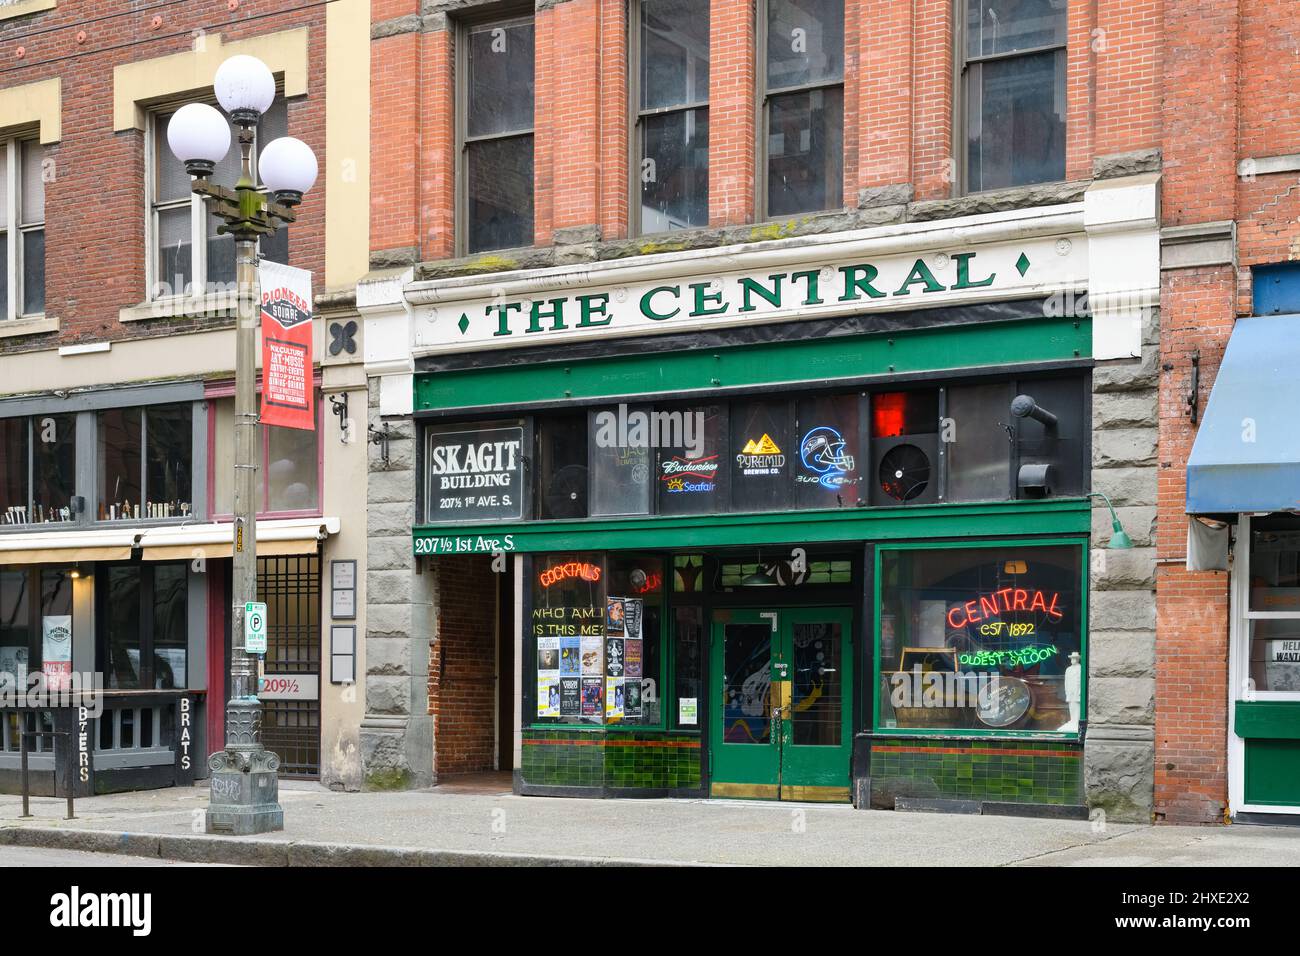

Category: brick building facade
[0, 0, 372, 794]
[358, 0, 1176, 819]
[1156, 0, 1300, 824]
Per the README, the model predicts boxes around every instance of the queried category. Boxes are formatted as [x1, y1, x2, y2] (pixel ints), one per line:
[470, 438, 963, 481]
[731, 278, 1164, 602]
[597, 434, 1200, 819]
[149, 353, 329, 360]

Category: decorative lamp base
[205, 747, 284, 835]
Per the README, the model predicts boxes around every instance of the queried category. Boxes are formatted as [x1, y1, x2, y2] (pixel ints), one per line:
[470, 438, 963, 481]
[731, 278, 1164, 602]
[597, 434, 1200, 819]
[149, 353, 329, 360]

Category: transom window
[149, 100, 288, 300]
[761, 0, 844, 218]
[634, 0, 710, 234]
[460, 16, 535, 255]
[961, 0, 1067, 192]
[0, 137, 46, 320]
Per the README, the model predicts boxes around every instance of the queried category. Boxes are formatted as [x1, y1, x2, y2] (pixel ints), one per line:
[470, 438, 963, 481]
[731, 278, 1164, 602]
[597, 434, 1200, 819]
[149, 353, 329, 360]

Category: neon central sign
[539, 562, 602, 587]
[946, 589, 1064, 629]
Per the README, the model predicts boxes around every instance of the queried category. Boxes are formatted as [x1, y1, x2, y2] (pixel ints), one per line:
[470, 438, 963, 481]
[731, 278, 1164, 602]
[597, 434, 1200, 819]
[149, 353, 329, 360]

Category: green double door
[709, 607, 853, 802]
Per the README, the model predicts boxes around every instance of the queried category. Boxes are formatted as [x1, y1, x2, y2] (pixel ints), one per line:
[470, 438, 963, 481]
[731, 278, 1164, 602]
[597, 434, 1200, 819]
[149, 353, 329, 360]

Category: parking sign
[245, 601, 268, 654]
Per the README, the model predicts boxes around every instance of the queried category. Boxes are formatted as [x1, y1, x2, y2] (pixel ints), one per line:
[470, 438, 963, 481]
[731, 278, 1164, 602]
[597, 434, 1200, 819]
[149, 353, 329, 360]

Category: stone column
[1085, 305, 1160, 822]
[360, 378, 435, 789]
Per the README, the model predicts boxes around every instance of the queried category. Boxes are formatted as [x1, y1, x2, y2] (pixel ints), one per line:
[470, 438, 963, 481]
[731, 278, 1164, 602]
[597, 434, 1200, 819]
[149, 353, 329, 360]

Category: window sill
[0, 0, 56, 21]
[120, 292, 237, 324]
[0, 314, 58, 339]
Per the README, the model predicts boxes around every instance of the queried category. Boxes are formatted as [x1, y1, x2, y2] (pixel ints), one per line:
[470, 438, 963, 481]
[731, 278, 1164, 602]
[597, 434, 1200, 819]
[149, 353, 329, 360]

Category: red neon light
[634, 572, 663, 595]
[871, 392, 908, 438]
[539, 562, 602, 588]
[946, 589, 1063, 629]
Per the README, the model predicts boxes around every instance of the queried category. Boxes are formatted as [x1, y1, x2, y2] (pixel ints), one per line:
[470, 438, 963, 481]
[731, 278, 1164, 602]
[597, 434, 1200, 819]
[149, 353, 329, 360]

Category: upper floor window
[149, 100, 288, 300]
[460, 17, 535, 255]
[634, 0, 710, 234]
[761, 0, 844, 218]
[961, 0, 1067, 192]
[0, 138, 46, 319]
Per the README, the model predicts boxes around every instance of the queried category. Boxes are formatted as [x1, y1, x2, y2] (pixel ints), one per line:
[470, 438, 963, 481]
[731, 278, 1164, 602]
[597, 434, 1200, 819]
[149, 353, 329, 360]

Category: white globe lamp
[259, 136, 318, 207]
[214, 54, 276, 126]
[166, 103, 231, 178]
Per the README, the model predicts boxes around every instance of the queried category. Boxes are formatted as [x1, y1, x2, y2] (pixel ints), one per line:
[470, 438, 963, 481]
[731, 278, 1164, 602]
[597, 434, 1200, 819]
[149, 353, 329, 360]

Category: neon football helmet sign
[800, 426, 857, 489]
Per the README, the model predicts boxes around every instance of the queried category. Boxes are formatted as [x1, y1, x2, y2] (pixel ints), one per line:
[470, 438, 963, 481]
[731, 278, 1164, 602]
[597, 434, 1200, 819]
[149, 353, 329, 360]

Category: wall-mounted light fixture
[329, 393, 349, 442]
[369, 422, 391, 466]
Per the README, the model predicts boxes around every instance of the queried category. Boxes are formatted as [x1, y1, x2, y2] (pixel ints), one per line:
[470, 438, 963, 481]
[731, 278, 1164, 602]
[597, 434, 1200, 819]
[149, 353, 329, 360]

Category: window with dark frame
[634, 0, 710, 234]
[419, 372, 1089, 527]
[0, 567, 71, 681]
[461, 16, 536, 255]
[97, 562, 189, 690]
[97, 404, 193, 522]
[0, 137, 46, 320]
[211, 394, 322, 517]
[0, 413, 76, 526]
[761, 0, 844, 218]
[961, 0, 1067, 193]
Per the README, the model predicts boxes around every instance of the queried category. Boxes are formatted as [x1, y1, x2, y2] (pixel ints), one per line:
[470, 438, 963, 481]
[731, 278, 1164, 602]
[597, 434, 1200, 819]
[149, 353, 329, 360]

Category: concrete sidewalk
[2, 781, 1299, 866]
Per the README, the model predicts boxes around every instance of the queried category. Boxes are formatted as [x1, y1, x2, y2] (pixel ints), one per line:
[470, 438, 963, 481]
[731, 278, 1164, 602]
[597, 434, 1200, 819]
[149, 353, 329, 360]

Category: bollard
[19, 729, 30, 818]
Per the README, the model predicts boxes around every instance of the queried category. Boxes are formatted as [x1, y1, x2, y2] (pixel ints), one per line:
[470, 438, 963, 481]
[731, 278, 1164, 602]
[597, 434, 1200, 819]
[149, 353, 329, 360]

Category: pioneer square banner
[260, 260, 315, 431]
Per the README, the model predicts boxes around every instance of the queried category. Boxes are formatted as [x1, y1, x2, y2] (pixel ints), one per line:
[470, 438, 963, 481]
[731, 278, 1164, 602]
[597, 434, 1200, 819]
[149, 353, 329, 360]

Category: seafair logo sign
[415, 240, 1079, 354]
[660, 454, 720, 494]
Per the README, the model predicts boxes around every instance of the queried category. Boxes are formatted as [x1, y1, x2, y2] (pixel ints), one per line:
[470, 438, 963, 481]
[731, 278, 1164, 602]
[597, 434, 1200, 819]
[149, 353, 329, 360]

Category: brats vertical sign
[259, 260, 315, 431]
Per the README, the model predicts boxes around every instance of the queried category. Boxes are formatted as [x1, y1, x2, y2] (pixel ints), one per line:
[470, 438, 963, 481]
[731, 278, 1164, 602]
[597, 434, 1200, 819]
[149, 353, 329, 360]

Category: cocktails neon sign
[946, 589, 1064, 629]
[539, 562, 602, 587]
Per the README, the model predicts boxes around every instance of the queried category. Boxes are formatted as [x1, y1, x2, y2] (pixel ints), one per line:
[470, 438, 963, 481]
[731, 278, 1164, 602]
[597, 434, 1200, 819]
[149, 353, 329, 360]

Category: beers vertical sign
[260, 260, 315, 431]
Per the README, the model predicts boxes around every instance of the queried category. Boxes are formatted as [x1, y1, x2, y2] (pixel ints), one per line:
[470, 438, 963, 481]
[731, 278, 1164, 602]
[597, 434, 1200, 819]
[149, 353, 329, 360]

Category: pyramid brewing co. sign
[260, 260, 315, 431]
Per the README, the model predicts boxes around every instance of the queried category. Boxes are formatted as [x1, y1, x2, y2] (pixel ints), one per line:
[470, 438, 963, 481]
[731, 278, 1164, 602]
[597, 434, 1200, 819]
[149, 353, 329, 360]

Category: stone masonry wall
[1085, 306, 1160, 822]
[360, 380, 435, 789]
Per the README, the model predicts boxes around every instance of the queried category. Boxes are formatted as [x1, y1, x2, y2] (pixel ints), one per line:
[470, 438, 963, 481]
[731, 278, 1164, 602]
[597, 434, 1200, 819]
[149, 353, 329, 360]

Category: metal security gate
[257, 554, 322, 778]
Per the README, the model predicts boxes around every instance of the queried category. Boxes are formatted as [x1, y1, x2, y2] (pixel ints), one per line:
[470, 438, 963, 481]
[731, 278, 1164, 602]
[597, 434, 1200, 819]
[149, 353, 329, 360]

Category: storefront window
[0, 568, 70, 684]
[536, 416, 587, 519]
[32, 414, 76, 523]
[98, 563, 189, 689]
[657, 404, 727, 515]
[1246, 517, 1300, 693]
[99, 404, 194, 521]
[1, 414, 77, 526]
[214, 397, 323, 517]
[877, 543, 1084, 735]
[0, 569, 32, 682]
[589, 406, 652, 517]
[415, 373, 1088, 529]
[533, 552, 606, 725]
[606, 554, 663, 725]
[532, 552, 666, 727]
[730, 399, 793, 511]
[795, 394, 862, 508]
[673, 605, 703, 728]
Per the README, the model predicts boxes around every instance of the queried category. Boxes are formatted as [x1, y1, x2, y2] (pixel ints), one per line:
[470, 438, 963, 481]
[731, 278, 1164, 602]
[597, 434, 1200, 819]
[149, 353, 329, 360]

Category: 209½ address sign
[426, 426, 525, 523]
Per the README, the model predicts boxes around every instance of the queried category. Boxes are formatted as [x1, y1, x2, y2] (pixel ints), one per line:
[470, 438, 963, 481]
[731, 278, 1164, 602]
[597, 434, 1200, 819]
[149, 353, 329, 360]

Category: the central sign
[413, 236, 1087, 354]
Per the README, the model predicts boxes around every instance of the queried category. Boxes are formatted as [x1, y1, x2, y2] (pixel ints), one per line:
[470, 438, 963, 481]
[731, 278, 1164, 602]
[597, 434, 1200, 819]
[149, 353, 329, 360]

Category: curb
[0, 825, 692, 866]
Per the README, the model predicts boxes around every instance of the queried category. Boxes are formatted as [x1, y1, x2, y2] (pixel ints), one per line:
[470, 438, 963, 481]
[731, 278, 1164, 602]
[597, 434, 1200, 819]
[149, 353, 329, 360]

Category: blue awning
[1187, 313, 1300, 514]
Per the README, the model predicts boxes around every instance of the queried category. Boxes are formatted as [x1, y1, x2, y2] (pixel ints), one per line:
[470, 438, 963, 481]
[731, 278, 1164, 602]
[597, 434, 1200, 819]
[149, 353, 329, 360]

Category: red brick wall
[707, 0, 754, 226]
[0, 0, 328, 355]
[1155, 1, 1300, 823]
[382, 0, 1166, 254]
[428, 555, 499, 775]
[1155, 268, 1234, 824]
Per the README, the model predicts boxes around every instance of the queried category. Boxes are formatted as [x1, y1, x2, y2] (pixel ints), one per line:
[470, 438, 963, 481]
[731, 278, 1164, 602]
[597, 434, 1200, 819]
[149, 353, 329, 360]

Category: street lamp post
[167, 55, 318, 835]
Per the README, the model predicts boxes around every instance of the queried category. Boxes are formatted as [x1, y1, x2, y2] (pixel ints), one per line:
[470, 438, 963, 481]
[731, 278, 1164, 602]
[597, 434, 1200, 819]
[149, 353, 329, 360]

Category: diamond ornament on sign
[1015, 252, 1031, 277]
